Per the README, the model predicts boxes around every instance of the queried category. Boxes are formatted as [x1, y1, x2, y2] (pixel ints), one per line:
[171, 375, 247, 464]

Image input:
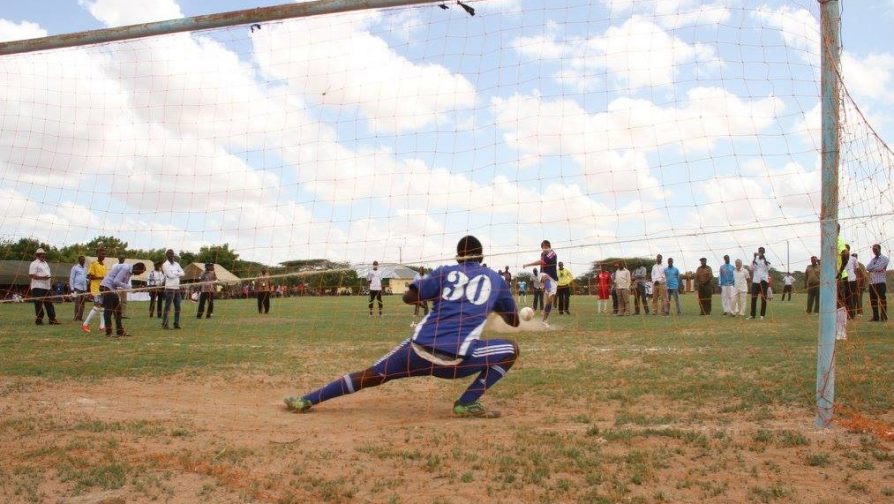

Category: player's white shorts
[541, 274, 558, 297]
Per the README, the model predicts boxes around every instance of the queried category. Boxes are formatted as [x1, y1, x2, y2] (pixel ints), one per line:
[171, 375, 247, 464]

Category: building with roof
[354, 263, 420, 294]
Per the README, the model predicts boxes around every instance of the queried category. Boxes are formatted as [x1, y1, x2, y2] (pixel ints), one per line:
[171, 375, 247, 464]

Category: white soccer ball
[519, 307, 534, 321]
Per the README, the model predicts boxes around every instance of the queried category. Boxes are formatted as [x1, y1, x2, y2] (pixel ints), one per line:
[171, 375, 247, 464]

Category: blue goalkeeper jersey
[412, 261, 517, 357]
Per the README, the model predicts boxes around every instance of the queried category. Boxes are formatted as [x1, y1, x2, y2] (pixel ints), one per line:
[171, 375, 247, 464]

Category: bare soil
[1, 373, 892, 504]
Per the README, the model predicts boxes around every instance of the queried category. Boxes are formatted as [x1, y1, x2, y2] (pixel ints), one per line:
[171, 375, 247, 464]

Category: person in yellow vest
[81, 246, 108, 333]
[556, 262, 574, 315]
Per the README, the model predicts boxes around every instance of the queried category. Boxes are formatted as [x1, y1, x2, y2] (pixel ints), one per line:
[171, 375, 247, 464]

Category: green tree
[178, 250, 197, 266]
[280, 259, 359, 294]
[84, 235, 129, 256]
[0, 237, 59, 261]
[196, 244, 240, 272]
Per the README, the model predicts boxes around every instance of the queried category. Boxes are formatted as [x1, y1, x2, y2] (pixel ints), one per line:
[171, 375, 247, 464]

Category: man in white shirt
[147, 261, 165, 318]
[781, 272, 795, 302]
[162, 249, 185, 330]
[749, 247, 771, 320]
[614, 262, 631, 316]
[367, 260, 384, 317]
[650, 254, 667, 316]
[845, 250, 858, 319]
[732, 259, 750, 316]
[29, 248, 59, 325]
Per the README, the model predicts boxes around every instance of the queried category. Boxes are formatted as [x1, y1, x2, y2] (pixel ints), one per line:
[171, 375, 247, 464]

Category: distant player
[284, 236, 520, 418]
[367, 260, 383, 317]
[517, 278, 527, 305]
[523, 240, 558, 327]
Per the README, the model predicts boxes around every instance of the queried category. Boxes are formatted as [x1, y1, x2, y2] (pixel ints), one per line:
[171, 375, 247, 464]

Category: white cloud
[513, 15, 723, 90]
[602, 0, 731, 29]
[842, 52, 894, 104]
[0, 18, 47, 42]
[378, 8, 425, 43]
[252, 15, 476, 134]
[793, 102, 820, 149]
[0, 43, 280, 212]
[79, 0, 183, 27]
[491, 87, 784, 184]
[751, 5, 819, 64]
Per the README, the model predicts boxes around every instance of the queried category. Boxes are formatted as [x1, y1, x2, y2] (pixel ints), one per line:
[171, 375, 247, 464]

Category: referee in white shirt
[367, 261, 384, 317]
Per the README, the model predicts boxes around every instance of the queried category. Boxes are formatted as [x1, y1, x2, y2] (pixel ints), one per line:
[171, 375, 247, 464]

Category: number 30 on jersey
[441, 271, 492, 305]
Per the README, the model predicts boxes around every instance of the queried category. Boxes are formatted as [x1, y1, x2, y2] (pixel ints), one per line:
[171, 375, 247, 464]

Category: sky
[1, 0, 892, 275]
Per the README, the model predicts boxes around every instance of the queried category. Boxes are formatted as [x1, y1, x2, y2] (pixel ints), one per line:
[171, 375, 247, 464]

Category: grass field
[1, 293, 891, 503]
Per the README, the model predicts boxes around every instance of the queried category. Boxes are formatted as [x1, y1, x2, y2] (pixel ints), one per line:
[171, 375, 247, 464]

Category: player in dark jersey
[284, 236, 520, 418]
[523, 240, 558, 327]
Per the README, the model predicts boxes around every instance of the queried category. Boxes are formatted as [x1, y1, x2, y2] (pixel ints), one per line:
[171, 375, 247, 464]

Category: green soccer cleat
[283, 396, 313, 413]
[453, 401, 501, 418]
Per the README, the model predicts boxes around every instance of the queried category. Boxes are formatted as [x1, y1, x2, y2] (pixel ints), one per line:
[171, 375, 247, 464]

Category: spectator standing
[162, 249, 185, 329]
[845, 250, 858, 319]
[501, 266, 512, 287]
[866, 244, 888, 322]
[855, 258, 868, 317]
[531, 268, 543, 312]
[366, 261, 383, 317]
[517, 278, 528, 305]
[614, 262, 631, 316]
[651, 254, 667, 315]
[197, 263, 216, 319]
[749, 247, 771, 320]
[147, 261, 164, 318]
[69, 255, 88, 321]
[732, 259, 750, 316]
[782, 272, 795, 301]
[258, 267, 272, 315]
[632, 264, 650, 315]
[82, 246, 107, 333]
[596, 266, 611, 314]
[695, 258, 714, 315]
[29, 248, 59, 325]
[804, 256, 820, 314]
[665, 258, 681, 316]
[556, 262, 574, 315]
[718, 255, 735, 316]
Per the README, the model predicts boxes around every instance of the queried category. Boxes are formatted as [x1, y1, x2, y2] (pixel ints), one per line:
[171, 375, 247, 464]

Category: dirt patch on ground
[1, 375, 892, 503]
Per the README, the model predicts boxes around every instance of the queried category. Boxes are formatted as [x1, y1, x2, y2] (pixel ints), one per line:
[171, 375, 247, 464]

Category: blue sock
[303, 374, 355, 405]
[457, 365, 509, 405]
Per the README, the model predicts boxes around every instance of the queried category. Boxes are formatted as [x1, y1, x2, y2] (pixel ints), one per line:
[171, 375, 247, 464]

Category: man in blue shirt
[284, 236, 520, 418]
[69, 255, 88, 321]
[665, 258, 682, 316]
[99, 262, 145, 337]
[718, 255, 735, 316]
[866, 244, 889, 322]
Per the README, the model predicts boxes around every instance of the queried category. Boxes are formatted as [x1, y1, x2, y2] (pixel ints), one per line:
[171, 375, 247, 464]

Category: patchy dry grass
[0, 295, 891, 503]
